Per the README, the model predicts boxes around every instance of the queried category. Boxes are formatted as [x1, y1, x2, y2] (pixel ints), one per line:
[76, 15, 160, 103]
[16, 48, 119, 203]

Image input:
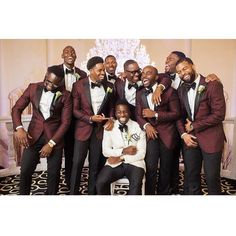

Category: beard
[183, 71, 196, 84]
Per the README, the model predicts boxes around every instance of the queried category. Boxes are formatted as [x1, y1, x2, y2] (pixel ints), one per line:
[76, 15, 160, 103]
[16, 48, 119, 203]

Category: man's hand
[185, 118, 194, 133]
[142, 108, 156, 118]
[145, 124, 158, 140]
[39, 144, 53, 158]
[117, 72, 128, 81]
[122, 146, 137, 155]
[14, 128, 32, 148]
[91, 113, 109, 123]
[182, 133, 198, 148]
[152, 85, 163, 105]
[103, 118, 114, 131]
[107, 156, 122, 164]
[205, 73, 220, 83]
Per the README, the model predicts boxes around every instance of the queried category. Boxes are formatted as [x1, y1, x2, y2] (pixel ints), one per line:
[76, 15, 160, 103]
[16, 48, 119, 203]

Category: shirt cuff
[16, 125, 23, 130]
[143, 123, 150, 130]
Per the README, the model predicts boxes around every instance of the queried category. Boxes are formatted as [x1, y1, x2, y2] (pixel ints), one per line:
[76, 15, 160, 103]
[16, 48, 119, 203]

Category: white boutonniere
[137, 80, 143, 88]
[74, 73, 81, 80]
[55, 91, 62, 101]
[124, 132, 132, 145]
[106, 87, 113, 94]
[197, 85, 206, 94]
[124, 132, 140, 145]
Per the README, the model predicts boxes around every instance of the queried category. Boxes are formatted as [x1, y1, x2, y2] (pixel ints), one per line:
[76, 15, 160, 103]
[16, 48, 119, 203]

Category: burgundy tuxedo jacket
[11, 82, 72, 148]
[177, 75, 226, 153]
[136, 83, 181, 150]
[72, 77, 115, 141]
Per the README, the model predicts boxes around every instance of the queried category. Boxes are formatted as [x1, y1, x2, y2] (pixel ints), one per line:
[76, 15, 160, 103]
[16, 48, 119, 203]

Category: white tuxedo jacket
[102, 119, 146, 170]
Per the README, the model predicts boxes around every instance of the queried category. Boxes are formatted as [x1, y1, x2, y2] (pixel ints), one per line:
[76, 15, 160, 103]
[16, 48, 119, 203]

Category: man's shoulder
[75, 67, 87, 78]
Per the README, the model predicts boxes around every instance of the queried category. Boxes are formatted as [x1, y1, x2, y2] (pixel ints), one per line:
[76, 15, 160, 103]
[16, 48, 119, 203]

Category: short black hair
[47, 65, 64, 80]
[87, 56, 104, 70]
[123, 59, 138, 70]
[115, 99, 130, 110]
[105, 55, 116, 61]
[171, 51, 186, 59]
[176, 57, 194, 67]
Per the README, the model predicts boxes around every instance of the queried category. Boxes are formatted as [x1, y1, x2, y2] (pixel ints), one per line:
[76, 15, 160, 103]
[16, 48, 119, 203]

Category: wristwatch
[48, 140, 55, 148]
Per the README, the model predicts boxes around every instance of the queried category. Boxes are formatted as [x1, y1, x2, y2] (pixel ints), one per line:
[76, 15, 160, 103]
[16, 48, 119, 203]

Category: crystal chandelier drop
[80, 39, 155, 73]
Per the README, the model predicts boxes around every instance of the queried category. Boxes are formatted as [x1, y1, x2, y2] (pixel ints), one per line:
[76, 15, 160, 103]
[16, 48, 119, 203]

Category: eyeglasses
[125, 68, 142, 76]
[44, 79, 59, 88]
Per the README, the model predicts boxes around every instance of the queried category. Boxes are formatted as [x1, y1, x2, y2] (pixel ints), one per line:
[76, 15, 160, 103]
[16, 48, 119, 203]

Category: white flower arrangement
[197, 85, 206, 94]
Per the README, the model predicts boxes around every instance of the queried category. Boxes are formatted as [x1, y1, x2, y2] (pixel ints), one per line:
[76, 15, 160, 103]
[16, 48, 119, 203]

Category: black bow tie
[108, 74, 116, 81]
[44, 88, 56, 93]
[91, 82, 101, 89]
[66, 68, 74, 74]
[145, 87, 153, 96]
[185, 82, 196, 91]
[169, 74, 176, 80]
[119, 124, 128, 132]
[128, 83, 138, 90]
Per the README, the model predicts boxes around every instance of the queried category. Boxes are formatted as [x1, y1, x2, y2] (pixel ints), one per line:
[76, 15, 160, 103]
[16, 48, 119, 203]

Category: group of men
[12, 45, 226, 195]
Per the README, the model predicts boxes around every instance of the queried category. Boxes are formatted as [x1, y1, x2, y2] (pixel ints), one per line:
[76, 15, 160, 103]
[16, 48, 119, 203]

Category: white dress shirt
[63, 64, 77, 92]
[187, 74, 200, 121]
[102, 119, 146, 170]
[89, 77, 105, 115]
[105, 72, 116, 84]
[171, 73, 182, 90]
[146, 83, 157, 110]
[39, 90, 55, 120]
[124, 79, 137, 106]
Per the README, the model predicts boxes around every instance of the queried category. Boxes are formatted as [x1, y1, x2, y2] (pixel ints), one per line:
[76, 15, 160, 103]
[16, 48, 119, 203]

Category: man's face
[105, 56, 117, 75]
[125, 63, 141, 84]
[176, 61, 196, 84]
[115, 104, 130, 124]
[44, 73, 61, 92]
[61, 46, 77, 67]
[141, 66, 157, 88]
[90, 63, 105, 83]
[165, 53, 180, 74]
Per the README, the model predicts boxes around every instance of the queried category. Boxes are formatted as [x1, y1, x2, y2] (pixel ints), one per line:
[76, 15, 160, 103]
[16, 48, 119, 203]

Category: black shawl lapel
[182, 84, 193, 121]
[84, 78, 94, 114]
[97, 82, 112, 115]
[141, 91, 149, 109]
[35, 84, 44, 111]
[194, 75, 207, 117]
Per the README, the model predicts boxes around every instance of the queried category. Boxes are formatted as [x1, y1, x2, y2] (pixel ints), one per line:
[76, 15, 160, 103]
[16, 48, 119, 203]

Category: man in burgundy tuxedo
[176, 57, 226, 195]
[136, 65, 181, 195]
[104, 55, 118, 84]
[70, 56, 115, 195]
[12, 66, 72, 195]
[114, 60, 172, 121]
[53, 45, 87, 189]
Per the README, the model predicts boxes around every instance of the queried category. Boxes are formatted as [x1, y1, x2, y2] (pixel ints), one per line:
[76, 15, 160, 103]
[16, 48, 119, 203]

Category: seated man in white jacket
[96, 100, 146, 195]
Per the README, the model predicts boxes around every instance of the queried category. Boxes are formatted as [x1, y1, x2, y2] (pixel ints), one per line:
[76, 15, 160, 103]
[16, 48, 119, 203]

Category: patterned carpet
[0, 167, 236, 195]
